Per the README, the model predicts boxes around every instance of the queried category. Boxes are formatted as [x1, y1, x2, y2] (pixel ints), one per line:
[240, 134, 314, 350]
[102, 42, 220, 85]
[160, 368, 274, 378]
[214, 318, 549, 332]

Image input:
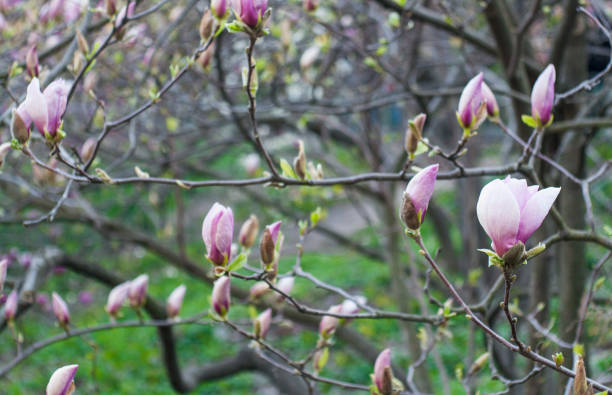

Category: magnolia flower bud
[4, 289, 18, 321]
[26, 45, 39, 78]
[80, 137, 96, 163]
[275, 276, 294, 301]
[405, 113, 426, 157]
[46, 364, 78, 395]
[573, 355, 591, 395]
[212, 276, 231, 317]
[477, 177, 560, 257]
[52, 292, 70, 327]
[128, 274, 148, 308]
[501, 241, 526, 267]
[202, 203, 234, 266]
[105, 281, 130, 317]
[249, 281, 269, 299]
[319, 304, 342, 339]
[166, 284, 186, 319]
[211, 0, 228, 19]
[457, 72, 485, 131]
[293, 140, 307, 179]
[232, 0, 269, 28]
[530, 64, 556, 127]
[304, 0, 318, 12]
[253, 308, 272, 339]
[468, 352, 489, 375]
[373, 348, 392, 395]
[239, 215, 259, 248]
[313, 347, 328, 373]
[400, 164, 439, 230]
[105, 0, 116, 16]
[0, 258, 7, 293]
[242, 153, 260, 175]
[76, 30, 89, 56]
[481, 82, 499, 118]
[196, 42, 216, 70]
[0, 142, 11, 168]
[199, 9, 214, 41]
[260, 221, 282, 266]
[11, 109, 30, 145]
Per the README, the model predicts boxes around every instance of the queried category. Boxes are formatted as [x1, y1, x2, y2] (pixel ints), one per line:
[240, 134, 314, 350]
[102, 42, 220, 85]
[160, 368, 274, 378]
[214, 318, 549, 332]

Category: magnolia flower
[477, 177, 560, 258]
[17, 78, 70, 139]
[530, 64, 556, 127]
[46, 364, 78, 395]
[0, 258, 7, 293]
[254, 308, 272, 339]
[481, 82, 499, 118]
[400, 164, 439, 229]
[275, 276, 294, 301]
[303, 0, 318, 12]
[4, 289, 18, 321]
[52, 292, 70, 327]
[457, 72, 484, 130]
[260, 221, 282, 265]
[80, 137, 96, 163]
[202, 203, 234, 266]
[239, 215, 259, 248]
[128, 274, 148, 308]
[211, 0, 228, 18]
[212, 276, 231, 317]
[26, 45, 39, 78]
[373, 348, 392, 395]
[319, 304, 342, 339]
[105, 281, 130, 317]
[231, 0, 268, 28]
[166, 284, 186, 319]
[249, 281, 269, 299]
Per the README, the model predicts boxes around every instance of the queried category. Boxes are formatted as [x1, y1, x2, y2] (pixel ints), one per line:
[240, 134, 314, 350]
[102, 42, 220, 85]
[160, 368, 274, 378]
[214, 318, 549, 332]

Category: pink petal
[214, 207, 234, 261]
[266, 221, 282, 245]
[476, 179, 520, 256]
[374, 348, 391, 392]
[457, 73, 483, 127]
[23, 78, 48, 134]
[43, 79, 70, 134]
[502, 177, 537, 211]
[517, 187, 560, 243]
[202, 203, 224, 253]
[404, 164, 438, 216]
[531, 64, 556, 124]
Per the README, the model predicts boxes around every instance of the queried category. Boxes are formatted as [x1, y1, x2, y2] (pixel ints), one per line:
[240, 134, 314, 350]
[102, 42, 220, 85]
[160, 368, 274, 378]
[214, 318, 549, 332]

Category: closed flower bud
[260, 221, 282, 266]
[573, 355, 590, 395]
[405, 113, 425, 156]
[293, 140, 307, 179]
[0, 142, 11, 168]
[481, 82, 499, 118]
[212, 276, 231, 317]
[468, 352, 489, 375]
[166, 284, 186, 319]
[275, 276, 294, 301]
[199, 9, 214, 41]
[105, 281, 130, 317]
[239, 215, 259, 248]
[373, 348, 392, 395]
[530, 64, 556, 127]
[400, 164, 438, 230]
[319, 304, 342, 339]
[477, 177, 560, 257]
[202, 203, 234, 266]
[128, 274, 148, 308]
[303, 0, 318, 12]
[313, 347, 328, 373]
[4, 289, 18, 321]
[196, 42, 215, 70]
[76, 30, 89, 56]
[457, 72, 485, 131]
[52, 292, 70, 327]
[46, 364, 78, 395]
[0, 258, 7, 293]
[11, 109, 30, 145]
[80, 137, 96, 163]
[249, 281, 269, 299]
[105, 0, 116, 16]
[26, 45, 39, 78]
[253, 308, 272, 339]
[211, 0, 228, 19]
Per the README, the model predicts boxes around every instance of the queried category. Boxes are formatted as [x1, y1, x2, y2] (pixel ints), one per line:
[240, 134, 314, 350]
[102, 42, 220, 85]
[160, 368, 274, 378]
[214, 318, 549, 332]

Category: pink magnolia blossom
[318, 304, 342, 338]
[211, 0, 227, 18]
[52, 292, 70, 326]
[128, 274, 148, 308]
[481, 82, 499, 118]
[249, 281, 269, 299]
[254, 308, 272, 339]
[373, 348, 391, 393]
[46, 364, 78, 395]
[202, 203, 234, 266]
[531, 64, 556, 126]
[457, 72, 484, 129]
[275, 276, 294, 300]
[400, 164, 439, 229]
[166, 284, 186, 319]
[17, 78, 70, 139]
[212, 276, 231, 317]
[477, 177, 560, 257]
[4, 289, 18, 321]
[231, 0, 268, 28]
[105, 281, 130, 317]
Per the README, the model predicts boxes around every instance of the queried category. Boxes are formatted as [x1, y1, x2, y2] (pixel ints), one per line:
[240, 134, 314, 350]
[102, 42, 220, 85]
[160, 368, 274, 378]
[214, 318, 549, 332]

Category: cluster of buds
[399, 164, 438, 231]
[52, 292, 70, 330]
[46, 364, 78, 395]
[211, 276, 231, 318]
[476, 176, 560, 266]
[15, 77, 70, 144]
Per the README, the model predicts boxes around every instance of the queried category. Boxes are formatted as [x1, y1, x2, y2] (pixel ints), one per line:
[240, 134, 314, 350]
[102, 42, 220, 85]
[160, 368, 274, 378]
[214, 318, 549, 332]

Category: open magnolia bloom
[477, 177, 560, 262]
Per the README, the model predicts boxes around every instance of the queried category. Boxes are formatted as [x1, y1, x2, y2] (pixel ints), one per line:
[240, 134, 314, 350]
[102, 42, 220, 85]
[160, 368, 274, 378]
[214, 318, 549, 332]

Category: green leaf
[316, 347, 329, 372]
[594, 276, 605, 291]
[166, 116, 179, 132]
[477, 248, 497, 257]
[521, 114, 538, 128]
[226, 21, 243, 33]
[414, 140, 429, 156]
[387, 12, 400, 28]
[227, 252, 247, 272]
[280, 158, 297, 179]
